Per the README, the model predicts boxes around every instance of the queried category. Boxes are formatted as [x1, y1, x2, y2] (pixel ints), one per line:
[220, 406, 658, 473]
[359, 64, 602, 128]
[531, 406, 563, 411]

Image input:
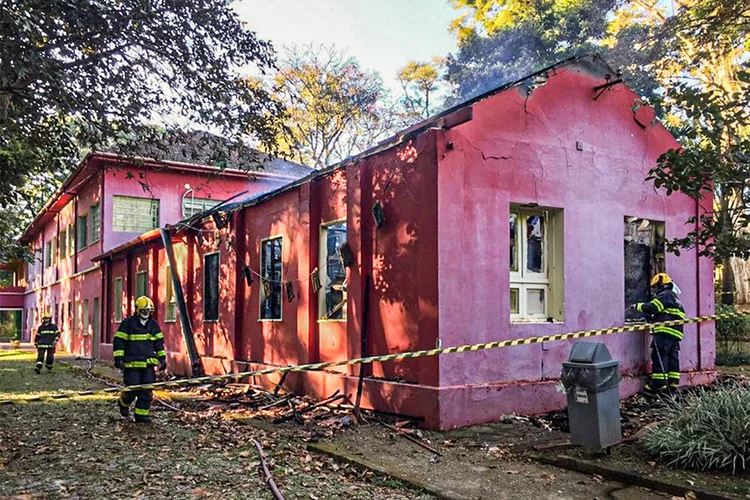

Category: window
[510, 207, 563, 321]
[67, 301, 72, 331]
[165, 265, 177, 322]
[112, 196, 160, 232]
[624, 217, 665, 312]
[183, 197, 222, 219]
[51, 239, 56, 266]
[260, 237, 282, 320]
[60, 302, 65, 329]
[45, 241, 52, 268]
[92, 298, 99, 340]
[73, 300, 79, 334]
[60, 228, 67, 259]
[90, 204, 100, 243]
[135, 271, 148, 298]
[319, 222, 347, 320]
[83, 299, 89, 336]
[114, 277, 123, 322]
[77, 214, 88, 249]
[68, 225, 75, 256]
[203, 253, 220, 321]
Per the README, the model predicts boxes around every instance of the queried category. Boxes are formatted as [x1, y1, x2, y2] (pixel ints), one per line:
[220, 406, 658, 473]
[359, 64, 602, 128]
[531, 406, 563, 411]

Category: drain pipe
[160, 228, 205, 377]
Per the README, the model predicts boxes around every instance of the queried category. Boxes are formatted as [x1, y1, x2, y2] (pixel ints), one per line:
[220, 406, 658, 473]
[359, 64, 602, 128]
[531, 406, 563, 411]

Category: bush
[643, 384, 750, 473]
[715, 304, 750, 354]
[716, 352, 750, 367]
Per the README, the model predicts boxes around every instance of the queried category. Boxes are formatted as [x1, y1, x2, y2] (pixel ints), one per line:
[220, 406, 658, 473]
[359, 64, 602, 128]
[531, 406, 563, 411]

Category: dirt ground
[1, 350, 744, 500]
[0, 352, 430, 500]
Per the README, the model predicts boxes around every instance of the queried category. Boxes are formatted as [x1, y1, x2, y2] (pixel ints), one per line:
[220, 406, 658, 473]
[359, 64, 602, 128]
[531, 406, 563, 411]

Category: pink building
[94, 56, 714, 429]
[13, 149, 310, 356]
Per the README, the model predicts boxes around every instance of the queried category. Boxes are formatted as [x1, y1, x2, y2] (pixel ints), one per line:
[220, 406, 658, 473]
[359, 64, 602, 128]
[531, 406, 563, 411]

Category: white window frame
[112, 195, 160, 233]
[318, 219, 348, 322]
[510, 208, 551, 321]
[182, 197, 222, 219]
[203, 251, 220, 323]
[259, 235, 283, 322]
[90, 203, 101, 243]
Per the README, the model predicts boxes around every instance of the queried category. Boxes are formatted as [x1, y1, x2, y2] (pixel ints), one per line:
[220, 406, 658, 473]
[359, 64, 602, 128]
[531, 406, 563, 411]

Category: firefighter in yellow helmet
[33, 311, 60, 374]
[628, 273, 685, 392]
[113, 296, 166, 423]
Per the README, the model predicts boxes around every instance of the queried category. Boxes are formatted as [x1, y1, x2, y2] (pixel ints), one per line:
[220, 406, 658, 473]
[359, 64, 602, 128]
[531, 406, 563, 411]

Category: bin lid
[567, 341, 613, 364]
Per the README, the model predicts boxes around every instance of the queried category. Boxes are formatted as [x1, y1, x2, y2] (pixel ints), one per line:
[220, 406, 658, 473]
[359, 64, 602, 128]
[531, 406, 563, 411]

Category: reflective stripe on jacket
[35, 323, 60, 348]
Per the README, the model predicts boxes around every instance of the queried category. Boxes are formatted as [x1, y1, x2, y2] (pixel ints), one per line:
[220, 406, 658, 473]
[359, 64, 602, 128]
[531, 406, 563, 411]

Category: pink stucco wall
[435, 59, 714, 428]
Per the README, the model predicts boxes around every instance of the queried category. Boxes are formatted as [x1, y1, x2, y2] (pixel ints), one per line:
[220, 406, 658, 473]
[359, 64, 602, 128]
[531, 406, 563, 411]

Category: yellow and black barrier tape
[0, 311, 744, 406]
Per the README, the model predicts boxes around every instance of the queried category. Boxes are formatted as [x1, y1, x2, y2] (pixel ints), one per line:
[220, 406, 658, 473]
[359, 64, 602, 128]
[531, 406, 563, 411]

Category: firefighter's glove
[114, 359, 125, 370]
[158, 359, 167, 372]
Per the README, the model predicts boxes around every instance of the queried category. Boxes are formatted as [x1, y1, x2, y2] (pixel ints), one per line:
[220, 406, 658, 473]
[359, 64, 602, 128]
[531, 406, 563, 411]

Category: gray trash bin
[561, 342, 622, 448]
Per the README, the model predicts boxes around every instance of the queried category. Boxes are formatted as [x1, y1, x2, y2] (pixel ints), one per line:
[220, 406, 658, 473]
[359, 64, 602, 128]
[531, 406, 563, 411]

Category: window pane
[526, 215, 544, 273]
[182, 197, 222, 219]
[204, 254, 220, 321]
[135, 271, 147, 298]
[78, 215, 88, 248]
[114, 278, 123, 322]
[510, 213, 518, 272]
[322, 223, 347, 319]
[510, 288, 519, 314]
[90, 204, 100, 242]
[260, 238, 282, 320]
[112, 196, 160, 232]
[165, 265, 177, 321]
[527, 288, 545, 316]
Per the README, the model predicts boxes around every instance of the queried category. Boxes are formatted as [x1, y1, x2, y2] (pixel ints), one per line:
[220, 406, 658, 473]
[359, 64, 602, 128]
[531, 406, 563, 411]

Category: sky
[233, 0, 459, 91]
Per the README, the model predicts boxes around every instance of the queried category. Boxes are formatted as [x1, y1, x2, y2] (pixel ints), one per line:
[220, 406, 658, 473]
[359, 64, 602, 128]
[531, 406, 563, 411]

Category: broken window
[624, 217, 665, 315]
[319, 221, 347, 320]
[260, 237, 283, 321]
[510, 206, 564, 321]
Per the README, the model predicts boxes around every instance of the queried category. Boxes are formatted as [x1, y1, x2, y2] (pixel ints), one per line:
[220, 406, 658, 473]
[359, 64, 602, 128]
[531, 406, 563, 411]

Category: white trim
[510, 208, 551, 321]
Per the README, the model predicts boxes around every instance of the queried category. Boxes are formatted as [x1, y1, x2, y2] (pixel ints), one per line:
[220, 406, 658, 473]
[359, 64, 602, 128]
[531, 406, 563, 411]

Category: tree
[267, 45, 393, 169]
[396, 58, 447, 123]
[0, 0, 284, 259]
[444, 0, 664, 104]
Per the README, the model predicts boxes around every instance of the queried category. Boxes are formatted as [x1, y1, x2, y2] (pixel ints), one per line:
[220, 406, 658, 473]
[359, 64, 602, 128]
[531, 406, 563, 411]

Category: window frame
[165, 264, 177, 322]
[89, 203, 101, 243]
[182, 197, 222, 219]
[510, 207, 553, 322]
[45, 241, 52, 269]
[112, 195, 160, 233]
[259, 235, 283, 322]
[203, 252, 220, 323]
[318, 219, 348, 322]
[135, 270, 148, 299]
[77, 213, 88, 249]
[113, 277, 123, 322]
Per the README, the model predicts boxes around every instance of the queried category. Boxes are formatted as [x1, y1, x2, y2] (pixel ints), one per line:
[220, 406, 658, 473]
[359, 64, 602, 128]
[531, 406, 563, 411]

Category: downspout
[232, 212, 246, 361]
[696, 197, 702, 371]
[161, 228, 205, 377]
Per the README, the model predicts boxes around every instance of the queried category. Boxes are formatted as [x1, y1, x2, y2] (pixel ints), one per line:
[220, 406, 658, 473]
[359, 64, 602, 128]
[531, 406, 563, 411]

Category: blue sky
[233, 0, 459, 90]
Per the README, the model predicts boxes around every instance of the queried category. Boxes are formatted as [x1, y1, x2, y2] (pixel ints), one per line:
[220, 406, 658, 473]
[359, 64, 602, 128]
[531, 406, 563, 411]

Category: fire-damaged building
[8, 145, 311, 357]
[85, 54, 713, 429]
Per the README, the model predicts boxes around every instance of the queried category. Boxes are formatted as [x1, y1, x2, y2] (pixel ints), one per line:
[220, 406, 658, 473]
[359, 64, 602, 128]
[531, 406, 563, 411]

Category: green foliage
[716, 352, 750, 367]
[266, 45, 393, 168]
[643, 384, 750, 473]
[396, 58, 447, 122]
[715, 304, 750, 354]
[1, 0, 284, 254]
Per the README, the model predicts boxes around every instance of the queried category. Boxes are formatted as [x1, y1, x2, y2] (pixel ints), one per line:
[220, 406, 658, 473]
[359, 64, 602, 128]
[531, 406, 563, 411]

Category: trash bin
[561, 341, 622, 448]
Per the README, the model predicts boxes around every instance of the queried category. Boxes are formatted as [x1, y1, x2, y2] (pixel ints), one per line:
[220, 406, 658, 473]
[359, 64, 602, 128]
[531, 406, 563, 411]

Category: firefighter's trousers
[119, 367, 155, 422]
[35, 348, 54, 371]
[650, 334, 680, 388]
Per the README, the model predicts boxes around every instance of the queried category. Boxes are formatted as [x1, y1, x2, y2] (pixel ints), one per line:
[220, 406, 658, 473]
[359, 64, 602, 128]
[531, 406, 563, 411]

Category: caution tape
[0, 311, 744, 406]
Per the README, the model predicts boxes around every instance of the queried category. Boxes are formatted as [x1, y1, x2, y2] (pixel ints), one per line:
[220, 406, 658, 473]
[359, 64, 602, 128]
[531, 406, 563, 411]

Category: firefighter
[33, 311, 60, 374]
[629, 273, 686, 392]
[113, 296, 167, 423]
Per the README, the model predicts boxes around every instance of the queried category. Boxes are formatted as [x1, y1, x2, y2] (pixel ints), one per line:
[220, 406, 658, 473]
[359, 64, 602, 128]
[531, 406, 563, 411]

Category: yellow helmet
[650, 273, 672, 287]
[42, 311, 52, 320]
[135, 296, 154, 313]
